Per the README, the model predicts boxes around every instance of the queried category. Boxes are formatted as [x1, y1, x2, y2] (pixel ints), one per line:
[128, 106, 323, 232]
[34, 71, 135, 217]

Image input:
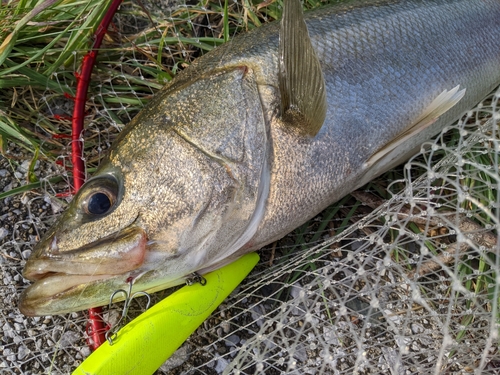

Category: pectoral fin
[279, 0, 327, 137]
[365, 85, 466, 169]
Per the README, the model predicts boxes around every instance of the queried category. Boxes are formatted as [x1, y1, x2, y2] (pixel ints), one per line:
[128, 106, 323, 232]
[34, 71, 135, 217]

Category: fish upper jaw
[22, 226, 148, 281]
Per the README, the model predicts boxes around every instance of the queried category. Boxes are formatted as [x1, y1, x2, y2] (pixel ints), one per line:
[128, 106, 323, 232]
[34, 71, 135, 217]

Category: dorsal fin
[279, 0, 327, 137]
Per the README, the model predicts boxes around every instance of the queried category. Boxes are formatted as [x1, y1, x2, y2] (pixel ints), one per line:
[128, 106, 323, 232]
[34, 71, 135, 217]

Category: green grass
[1, 0, 112, 162]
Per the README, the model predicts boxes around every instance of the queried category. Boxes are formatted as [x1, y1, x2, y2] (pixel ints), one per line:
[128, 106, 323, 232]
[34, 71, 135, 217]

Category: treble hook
[105, 279, 151, 345]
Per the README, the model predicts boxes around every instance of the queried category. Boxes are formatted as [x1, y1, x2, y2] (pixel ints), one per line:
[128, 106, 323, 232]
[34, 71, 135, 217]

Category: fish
[19, 0, 500, 315]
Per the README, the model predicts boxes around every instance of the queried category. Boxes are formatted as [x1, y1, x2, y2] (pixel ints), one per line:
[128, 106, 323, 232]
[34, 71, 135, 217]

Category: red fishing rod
[71, 0, 123, 351]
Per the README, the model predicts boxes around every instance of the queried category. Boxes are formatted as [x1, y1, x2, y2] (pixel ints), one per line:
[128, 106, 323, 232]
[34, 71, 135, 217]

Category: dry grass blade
[0, 0, 61, 66]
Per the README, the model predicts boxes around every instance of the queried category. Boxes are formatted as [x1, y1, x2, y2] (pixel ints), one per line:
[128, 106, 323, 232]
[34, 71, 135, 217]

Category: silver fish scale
[237, 0, 500, 248]
[163, 0, 500, 249]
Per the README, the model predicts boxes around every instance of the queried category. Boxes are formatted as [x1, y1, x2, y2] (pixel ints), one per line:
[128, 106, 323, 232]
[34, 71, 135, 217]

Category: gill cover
[140, 66, 270, 270]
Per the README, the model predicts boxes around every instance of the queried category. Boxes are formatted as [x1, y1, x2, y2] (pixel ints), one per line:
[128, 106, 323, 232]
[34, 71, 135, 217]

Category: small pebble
[0, 227, 9, 241]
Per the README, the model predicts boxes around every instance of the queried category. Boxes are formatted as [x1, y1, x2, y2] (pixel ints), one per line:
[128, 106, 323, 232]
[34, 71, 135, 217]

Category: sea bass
[20, 0, 500, 315]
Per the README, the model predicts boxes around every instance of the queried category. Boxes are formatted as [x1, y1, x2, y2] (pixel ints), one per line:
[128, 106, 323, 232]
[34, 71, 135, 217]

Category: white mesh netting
[1, 1, 499, 374]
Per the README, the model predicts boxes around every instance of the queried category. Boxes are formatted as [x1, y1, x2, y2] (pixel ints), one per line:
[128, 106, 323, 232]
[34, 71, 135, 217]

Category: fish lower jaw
[18, 273, 116, 316]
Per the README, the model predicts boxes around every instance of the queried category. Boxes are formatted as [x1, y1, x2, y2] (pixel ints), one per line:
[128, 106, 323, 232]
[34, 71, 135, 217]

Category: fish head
[19, 66, 270, 315]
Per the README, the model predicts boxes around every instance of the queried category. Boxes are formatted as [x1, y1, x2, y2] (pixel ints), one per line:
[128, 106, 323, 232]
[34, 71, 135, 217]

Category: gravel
[0, 145, 87, 375]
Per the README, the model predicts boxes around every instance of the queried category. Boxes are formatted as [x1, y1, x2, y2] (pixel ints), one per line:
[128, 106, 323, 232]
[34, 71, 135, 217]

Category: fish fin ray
[279, 0, 327, 137]
[365, 85, 466, 169]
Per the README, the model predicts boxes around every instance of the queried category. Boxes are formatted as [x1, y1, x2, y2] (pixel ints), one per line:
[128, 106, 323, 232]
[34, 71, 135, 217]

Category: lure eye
[86, 192, 113, 215]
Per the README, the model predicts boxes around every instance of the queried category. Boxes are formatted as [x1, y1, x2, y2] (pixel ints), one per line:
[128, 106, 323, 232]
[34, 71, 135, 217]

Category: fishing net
[1, 0, 499, 374]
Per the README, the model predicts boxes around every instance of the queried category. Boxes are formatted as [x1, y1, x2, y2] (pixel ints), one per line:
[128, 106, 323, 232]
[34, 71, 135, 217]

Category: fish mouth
[19, 226, 148, 316]
[23, 226, 148, 281]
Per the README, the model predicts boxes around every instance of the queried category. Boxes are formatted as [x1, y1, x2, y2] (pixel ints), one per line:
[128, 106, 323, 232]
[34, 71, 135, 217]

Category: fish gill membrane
[1, 0, 499, 373]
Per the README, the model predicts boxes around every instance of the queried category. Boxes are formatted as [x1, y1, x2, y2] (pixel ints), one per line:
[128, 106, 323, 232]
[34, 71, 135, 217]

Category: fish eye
[86, 192, 113, 215]
[80, 175, 120, 218]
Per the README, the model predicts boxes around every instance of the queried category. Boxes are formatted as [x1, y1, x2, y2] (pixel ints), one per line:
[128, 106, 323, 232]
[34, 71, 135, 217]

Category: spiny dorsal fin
[279, 0, 327, 137]
[365, 85, 466, 169]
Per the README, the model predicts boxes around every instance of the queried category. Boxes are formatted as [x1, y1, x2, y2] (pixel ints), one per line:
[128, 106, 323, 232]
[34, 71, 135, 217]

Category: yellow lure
[73, 252, 259, 375]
